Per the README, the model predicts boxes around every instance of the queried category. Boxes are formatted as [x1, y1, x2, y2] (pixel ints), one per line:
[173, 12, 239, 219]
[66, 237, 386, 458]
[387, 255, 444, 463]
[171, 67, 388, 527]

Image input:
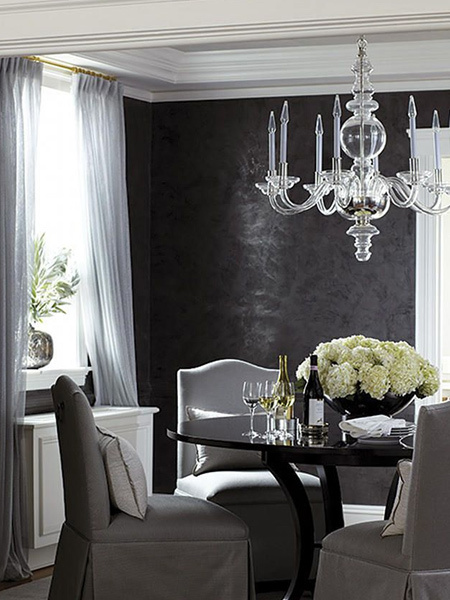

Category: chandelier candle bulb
[432, 110, 441, 171]
[408, 96, 418, 159]
[280, 101, 289, 164]
[315, 114, 324, 174]
[268, 111, 276, 173]
[373, 155, 379, 172]
[333, 95, 342, 159]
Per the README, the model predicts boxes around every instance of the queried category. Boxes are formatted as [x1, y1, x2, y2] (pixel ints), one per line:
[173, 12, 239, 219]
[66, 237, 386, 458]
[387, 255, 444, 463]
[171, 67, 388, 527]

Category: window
[26, 68, 88, 390]
[416, 129, 450, 407]
[440, 157, 450, 397]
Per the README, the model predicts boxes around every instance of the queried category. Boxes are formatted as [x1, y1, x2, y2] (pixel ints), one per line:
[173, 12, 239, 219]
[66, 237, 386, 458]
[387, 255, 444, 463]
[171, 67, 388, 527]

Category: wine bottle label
[308, 398, 324, 426]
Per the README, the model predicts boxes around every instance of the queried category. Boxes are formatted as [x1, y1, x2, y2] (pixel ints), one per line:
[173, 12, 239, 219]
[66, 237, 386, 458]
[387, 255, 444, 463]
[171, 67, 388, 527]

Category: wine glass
[242, 381, 260, 439]
[273, 381, 296, 439]
[258, 380, 278, 440]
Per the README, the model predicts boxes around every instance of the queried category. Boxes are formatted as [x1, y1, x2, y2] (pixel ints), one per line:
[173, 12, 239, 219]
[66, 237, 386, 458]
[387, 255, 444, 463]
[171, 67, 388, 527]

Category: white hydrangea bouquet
[296, 335, 439, 402]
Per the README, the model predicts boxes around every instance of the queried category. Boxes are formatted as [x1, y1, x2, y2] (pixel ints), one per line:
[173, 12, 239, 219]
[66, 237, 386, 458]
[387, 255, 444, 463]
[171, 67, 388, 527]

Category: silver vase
[27, 326, 54, 369]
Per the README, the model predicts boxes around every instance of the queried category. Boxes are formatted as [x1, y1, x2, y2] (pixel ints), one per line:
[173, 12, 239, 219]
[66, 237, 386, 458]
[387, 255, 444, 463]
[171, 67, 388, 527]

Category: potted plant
[296, 335, 440, 418]
[27, 234, 80, 369]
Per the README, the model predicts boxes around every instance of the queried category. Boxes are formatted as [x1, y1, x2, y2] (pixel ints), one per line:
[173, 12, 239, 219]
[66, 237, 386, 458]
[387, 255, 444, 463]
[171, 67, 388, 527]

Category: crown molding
[123, 85, 154, 103]
[1, 1, 450, 55]
[147, 78, 450, 103]
[0, 0, 175, 12]
[69, 37, 450, 102]
[61, 48, 184, 84]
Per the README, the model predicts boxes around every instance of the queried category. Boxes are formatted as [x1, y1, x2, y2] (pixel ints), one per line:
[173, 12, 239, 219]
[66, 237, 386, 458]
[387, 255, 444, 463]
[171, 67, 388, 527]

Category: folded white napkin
[339, 415, 407, 439]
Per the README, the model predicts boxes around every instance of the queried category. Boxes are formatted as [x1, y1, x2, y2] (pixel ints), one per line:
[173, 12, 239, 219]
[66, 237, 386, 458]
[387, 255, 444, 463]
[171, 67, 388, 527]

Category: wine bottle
[303, 354, 325, 434]
[275, 355, 295, 419]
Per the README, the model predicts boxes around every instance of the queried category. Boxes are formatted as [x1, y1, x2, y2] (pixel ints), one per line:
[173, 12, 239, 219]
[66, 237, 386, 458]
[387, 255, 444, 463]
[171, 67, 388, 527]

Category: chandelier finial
[357, 35, 367, 56]
[408, 96, 417, 119]
[268, 111, 276, 133]
[332, 95, 342, 119]
[280, 100, 289, 124]
[432, 109, 441, 132]
[315, 114, 323, 136]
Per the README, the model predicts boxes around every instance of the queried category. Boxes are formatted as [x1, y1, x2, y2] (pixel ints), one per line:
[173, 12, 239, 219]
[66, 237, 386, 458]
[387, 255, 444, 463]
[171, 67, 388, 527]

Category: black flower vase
[325, 390, 415, 418]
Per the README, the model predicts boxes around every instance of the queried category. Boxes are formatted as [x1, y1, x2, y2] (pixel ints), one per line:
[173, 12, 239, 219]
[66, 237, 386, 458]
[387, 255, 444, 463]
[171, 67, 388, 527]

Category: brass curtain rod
[25, 56, 117, 82]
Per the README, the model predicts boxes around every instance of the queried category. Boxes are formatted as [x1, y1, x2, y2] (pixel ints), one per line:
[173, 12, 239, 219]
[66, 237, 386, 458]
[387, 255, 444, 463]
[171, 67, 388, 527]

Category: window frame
[25, 65, 88, 393]
[415, 128, 449, 411]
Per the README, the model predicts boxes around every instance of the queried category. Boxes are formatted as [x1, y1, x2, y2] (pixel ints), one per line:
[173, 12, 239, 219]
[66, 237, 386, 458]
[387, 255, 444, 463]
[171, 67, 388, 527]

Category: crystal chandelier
[256, 36, 450, 261]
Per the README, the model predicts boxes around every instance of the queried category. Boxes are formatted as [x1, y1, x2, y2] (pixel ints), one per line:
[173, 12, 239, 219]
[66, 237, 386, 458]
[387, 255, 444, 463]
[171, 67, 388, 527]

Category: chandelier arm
[417, 185, 450, 211]
[409, 197, 450, 215]
[386, 176, 450, 214]
[333, 181, 353, 210]
[277, 190, 317, 212]
[268, 193, 303, 215]
[417, 192, 443, 212]
[274, 181, 330, 213]
[386, 177, 419, 208]
[316, 193, 338, 215]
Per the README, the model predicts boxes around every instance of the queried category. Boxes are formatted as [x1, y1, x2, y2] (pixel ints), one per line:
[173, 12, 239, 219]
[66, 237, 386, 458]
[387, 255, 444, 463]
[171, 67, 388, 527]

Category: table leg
[315, 465, 345, 534]
[262, 451, 315, 600]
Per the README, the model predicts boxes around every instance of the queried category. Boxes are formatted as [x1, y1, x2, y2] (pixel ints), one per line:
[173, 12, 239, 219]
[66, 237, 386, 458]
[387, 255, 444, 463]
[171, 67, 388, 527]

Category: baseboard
[343, 503, 385, 526]
[28, 544, 57, 571]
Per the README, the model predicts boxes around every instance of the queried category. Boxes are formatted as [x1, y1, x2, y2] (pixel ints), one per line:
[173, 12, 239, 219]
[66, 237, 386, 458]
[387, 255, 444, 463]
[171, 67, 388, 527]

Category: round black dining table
[167, 415, 413, 600]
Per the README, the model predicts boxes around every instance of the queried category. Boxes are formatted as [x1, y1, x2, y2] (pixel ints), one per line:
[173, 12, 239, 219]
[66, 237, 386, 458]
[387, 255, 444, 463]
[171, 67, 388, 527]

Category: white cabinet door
[23, 406, 159, 569]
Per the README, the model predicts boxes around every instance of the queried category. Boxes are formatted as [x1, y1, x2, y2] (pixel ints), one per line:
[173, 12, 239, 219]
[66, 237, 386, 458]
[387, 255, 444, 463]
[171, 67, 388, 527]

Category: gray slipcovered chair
[49, 375, 255, 600]
[175, 359, 325, 584]
[314, 400, 450, 600]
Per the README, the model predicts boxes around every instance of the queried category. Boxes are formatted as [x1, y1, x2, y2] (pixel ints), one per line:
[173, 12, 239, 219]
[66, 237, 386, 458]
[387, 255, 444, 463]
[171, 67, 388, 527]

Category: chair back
[402, 400, 450, 569]
[177, 359, 278, 478]
[52, 375, 111, 537]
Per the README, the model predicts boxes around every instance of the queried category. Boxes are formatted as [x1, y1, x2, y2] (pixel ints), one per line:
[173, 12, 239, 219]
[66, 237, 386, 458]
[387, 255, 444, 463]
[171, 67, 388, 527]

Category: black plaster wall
[125, 98, 152, 406]
[125, 89, 450, 503]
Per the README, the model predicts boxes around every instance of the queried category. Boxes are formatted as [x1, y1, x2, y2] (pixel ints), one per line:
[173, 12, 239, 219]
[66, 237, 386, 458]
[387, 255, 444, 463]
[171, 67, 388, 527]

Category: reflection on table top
[169, 414, 413, 467]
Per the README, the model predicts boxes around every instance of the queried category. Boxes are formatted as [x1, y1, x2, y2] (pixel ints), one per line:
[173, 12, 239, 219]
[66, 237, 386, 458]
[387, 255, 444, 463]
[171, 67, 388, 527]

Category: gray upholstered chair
[49, 375, 255, 600]
[314, 400, 450, 600]
[175, 359, 325, 583]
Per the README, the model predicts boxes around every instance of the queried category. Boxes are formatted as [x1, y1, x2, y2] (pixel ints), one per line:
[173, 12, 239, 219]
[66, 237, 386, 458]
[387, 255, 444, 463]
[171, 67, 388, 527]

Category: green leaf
[29, 233, 80, 324]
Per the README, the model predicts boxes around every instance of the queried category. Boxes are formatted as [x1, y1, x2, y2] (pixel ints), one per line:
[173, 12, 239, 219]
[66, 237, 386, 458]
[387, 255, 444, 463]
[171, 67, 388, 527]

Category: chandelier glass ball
[340, 115, 386, 161]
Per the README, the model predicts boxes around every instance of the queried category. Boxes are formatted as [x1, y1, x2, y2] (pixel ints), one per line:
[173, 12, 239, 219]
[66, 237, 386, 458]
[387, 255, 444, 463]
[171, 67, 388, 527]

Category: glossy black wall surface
[124, 98, 152, 406]
[125, 89, 450, 502]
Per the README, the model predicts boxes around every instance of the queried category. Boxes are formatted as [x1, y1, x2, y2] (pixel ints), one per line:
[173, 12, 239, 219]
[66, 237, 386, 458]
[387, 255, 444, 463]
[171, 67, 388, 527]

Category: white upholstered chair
[314, 400, 450, 600]
[175, 359, 325, 583]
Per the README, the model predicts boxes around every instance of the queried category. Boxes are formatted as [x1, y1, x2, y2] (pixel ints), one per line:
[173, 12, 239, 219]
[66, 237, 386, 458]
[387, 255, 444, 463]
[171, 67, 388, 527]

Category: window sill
[25, 366, 91, 391]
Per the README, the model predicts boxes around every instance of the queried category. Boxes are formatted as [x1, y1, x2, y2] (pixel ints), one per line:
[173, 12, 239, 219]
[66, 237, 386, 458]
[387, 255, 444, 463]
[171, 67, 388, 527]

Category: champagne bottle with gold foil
[274, 355, 295, 419]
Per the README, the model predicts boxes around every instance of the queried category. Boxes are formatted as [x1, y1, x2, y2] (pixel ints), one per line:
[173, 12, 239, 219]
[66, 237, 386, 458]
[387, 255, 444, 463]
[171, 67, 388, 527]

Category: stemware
[273, 381, 296, 439]
[258, 380, 278, 440]
[242, 381, 260, 439]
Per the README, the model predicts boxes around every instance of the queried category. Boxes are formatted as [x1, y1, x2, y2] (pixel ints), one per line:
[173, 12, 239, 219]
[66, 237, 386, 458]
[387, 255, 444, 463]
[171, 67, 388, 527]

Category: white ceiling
[1, 0, 449, 103]
[48, 29, 450, 103]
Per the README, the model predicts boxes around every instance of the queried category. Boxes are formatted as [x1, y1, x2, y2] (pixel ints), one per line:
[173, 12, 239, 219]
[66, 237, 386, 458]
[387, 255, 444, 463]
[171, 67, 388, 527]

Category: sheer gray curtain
[0, 58, 42, 581]
[72, 74, 138, 406]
